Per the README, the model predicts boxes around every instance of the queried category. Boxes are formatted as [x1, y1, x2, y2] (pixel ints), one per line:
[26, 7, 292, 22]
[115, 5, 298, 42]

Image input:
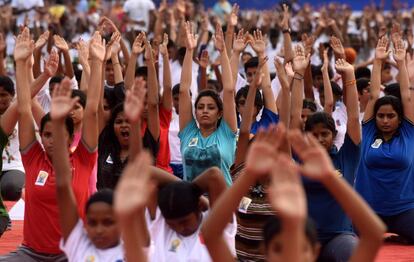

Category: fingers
[288, 129, 310, 160]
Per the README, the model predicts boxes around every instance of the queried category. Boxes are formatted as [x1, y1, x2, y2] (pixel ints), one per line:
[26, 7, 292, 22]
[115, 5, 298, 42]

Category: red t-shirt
[21, 140, 97, 254]
[155, 106, 172, 173]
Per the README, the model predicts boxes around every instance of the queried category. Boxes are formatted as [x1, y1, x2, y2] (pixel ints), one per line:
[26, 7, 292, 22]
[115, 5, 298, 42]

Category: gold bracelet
[344, 79, 356, 87]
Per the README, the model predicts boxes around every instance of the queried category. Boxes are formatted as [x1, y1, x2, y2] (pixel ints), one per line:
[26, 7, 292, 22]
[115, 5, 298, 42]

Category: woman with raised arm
[179, 21, 237, 186]
[0, 28, 101, 261]
[291, 43, 362, 261]
[355, 29, 414, 243]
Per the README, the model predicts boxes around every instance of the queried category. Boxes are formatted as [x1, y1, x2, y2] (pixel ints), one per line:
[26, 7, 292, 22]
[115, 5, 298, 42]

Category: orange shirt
[155, 106, 173, 173]
[21, 141, 97, 254]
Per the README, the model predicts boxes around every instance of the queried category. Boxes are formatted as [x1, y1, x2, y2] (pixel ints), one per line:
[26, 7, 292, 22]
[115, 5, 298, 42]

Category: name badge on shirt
[35, 171, 49, 186]
[238, 197, 252, 214]
[371, 138, 383, 149]
[169, 239, 181, 252]
[189, 137, 198, 147]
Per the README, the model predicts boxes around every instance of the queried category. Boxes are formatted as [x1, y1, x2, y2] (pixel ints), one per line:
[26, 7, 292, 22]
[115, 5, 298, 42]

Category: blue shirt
[304, 134, 360, 243]
[355, 119, 414, 216]
[237, 108, 279, 135]
[179, 119, 236, 186]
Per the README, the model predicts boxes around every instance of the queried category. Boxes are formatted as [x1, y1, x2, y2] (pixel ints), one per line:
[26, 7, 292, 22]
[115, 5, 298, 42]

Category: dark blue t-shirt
[355, 119, 414, 216]
[237, 108, 279, 135]
[303, 134, 360, 243]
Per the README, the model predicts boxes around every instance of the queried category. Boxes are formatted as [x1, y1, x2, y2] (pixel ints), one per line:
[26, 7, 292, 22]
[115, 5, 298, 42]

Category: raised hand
[233, 29, 247, 53]
[184, 21, 198, 50]
[132, 32, 146, 55]
[110, 31, 122, 56]
[114, 151, 154, 218]
[288, 130, 336, 182]
[35, 31, 49, 50]
[228, 3, 239, 27]
[195, 50, 210, 68]
[390, 22, 402, 45]
[124, 78, 147, 123]
[44, 50, 59, 77]
[330, 36, 345, 58]
[53, 35, 69, 52]
[279, 4, 290, 30]
[245, 124, 286, 177]
[213, 22, 225, 52]
[375, 36, 390, 60]
[89, 31, 106, 62]
[292, 45, 310, 75]
[252, 56, 268, 88]
[393, 38, 406, 63]
[50, 77, 79, 120]
[14, 27, 34, 62]
[144, 41, 155, 61]
[268, 155, 307, 221]
[75, 39, 89, 66]
[285, 62, 294, 78]
[159, 33, 169, 57]
[335, 58, 354, 75]
[251, 29, 266, 55]
[301, 33, 315, 57]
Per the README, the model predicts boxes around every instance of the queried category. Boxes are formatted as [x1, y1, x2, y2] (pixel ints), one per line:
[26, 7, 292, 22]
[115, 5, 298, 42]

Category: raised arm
[125, 33, 145, 90]
[0, 33, 7, 76]
[110, 32, 124, 85]
[33, 31, 49, 78]
[14, 28, 36, 150]
[234, 60, 266, 167]
[202, 125, 285, 262]
[391, 25, 414, 122]
[144, 40, 160, 141]
[54, 35, 75, 79]
[330, 36, 346, 60]
[75, 40, 90, 92]
[50, 78, 81, 242]
[335, 59, 361, 144]
[290, 45, 311, 129]
[321, 49, 334, 114]
[196, 50, 209, 92]
[363, 36, 388, 122]
[214, 23, 237, 132]
[179, 22, 197, 131]
[280, 5, 295, 63]
[82, 32, 105, 150]
[115, 152, 153, 262]
[159, 33, 173, 111]
[225, 4, 239, 57]
[251, 30, 277, 114]
[289, 131, 386, 262]
[230, 29, 247, 85]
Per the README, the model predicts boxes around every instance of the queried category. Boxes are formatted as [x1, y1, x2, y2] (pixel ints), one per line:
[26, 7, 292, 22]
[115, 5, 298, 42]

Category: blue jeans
[318, 233, 358, 262]
[380, 208, 414, 243]
[170, 163, 184, 179]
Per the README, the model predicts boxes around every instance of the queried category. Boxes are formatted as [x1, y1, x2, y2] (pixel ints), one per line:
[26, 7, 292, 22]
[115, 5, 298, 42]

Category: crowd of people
[0, 0, 413, 261]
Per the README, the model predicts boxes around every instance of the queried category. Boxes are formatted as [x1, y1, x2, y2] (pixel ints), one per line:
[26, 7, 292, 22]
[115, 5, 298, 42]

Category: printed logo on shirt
[189, 137, 198, 147]
[169, 239, 181, 252]
[35, 171, 49, 186]
[238, 196, 252, 214]
[86, 255, 95, 262]
[334, 170, 343, 178]
[336, 119, 341, 126]
[371, 138, 383, 149]
[106, 155, 114, 164]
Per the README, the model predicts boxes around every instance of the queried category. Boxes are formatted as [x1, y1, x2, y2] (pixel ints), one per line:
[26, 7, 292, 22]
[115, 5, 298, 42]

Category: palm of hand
[14, 42, 33, 61]
[55, 38, 68, 51]
[186, 35, 197, 50]
[50, 97, 74, 120]
[159, 45, 168, 56]
[335, 64, 353, 74]
[90, 42, 105, 61]
[35, 35, 48, 49]
[252, 40, 265, 54]
[245, 143, 274, 176]
[270, 183, 306, 219]
[375, 47, 388, 60]
[115, 182, 149, 215]
[111, 42, 121, 56]
[230, 13, 238, 26]
[293, 56, 307, 72]
[124, 98, 143, 122]
[133, 42, 144, 54]
[214, 36, 225, 52]
[393, 49, 406, 62]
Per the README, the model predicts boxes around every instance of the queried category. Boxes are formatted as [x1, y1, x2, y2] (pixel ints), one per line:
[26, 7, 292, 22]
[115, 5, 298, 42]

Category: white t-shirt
[11, 0, 44, 27]
[2, 124, 25, 172]
[60, 219, 124, 262]
[332, 101, 347, 150]
[147, 208, 237, 262]
[123, 0, 155, 32]
[37, 76, 79, 113]
[168, 110, 182, 164]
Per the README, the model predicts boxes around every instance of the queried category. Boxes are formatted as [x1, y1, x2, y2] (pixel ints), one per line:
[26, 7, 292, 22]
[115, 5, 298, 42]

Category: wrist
[320, 170, 338, 184]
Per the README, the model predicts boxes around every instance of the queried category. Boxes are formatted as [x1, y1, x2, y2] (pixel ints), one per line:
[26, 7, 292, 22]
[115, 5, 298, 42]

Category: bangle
[113, 62, 120, 66]
[282, 28, 291, 34]
[344, 79, 356, 87]
[293, 72, 304, 80]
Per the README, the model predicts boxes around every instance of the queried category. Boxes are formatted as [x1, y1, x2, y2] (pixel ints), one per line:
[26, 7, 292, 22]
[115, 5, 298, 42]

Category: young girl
[201, 126, 386, 262]
[179, 22, 237, 186]
[355, 30, 414, 243]
[0, 28, 100, 261]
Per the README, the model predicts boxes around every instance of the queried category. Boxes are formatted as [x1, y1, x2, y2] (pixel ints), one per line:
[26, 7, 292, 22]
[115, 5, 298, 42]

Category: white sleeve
[148, 0, 156, 10]
[59, 219, 89, 259]
[70, 76, 79, 90]
[224, 214, 237, 256]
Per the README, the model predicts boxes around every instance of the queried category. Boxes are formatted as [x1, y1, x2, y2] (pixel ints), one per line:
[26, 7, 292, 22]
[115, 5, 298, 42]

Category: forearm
[33, 48, 42, 78]
[230, 51, 241, 87]
[52, 118, 73, 187]
[280, 220, 305, 262]
[128, 121, 142, 160]
[162, 54, 172, 110]
[198, 66, 208, 92]
[120, 39, 130, 63]
[371, 59, 382, 99]
[343, 72, 359, 121]
[79, 65, 90, 91]
[150, 166, 180, 186]
[397, 60, 410, 104]
[125, 54, 138, 90]
[192, 167, 227, 205]
[30, 72, 50, 97]
[225, 26, 234, 58]
[283, 33, 295, 62]
[303, 65, 314, 100]
[62, 50, 74, 79]
[0, 53, 5, 76]
[146, 55, 159, 107]
[31, 99, 45, 128]
[322, 70, 334, 114]
[181, 49, 194, 92]
[112, 54, 124, 84]
[290, 78, 304, 129]
[119, 211, 148, 262]
[260, 56, 277, 113]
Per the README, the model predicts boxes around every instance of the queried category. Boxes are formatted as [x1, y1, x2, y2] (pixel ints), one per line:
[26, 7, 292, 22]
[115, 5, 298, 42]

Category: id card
[35, 171, 49, 186]
[238, 197, 252, 213]
[371, 138, 383, 149]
